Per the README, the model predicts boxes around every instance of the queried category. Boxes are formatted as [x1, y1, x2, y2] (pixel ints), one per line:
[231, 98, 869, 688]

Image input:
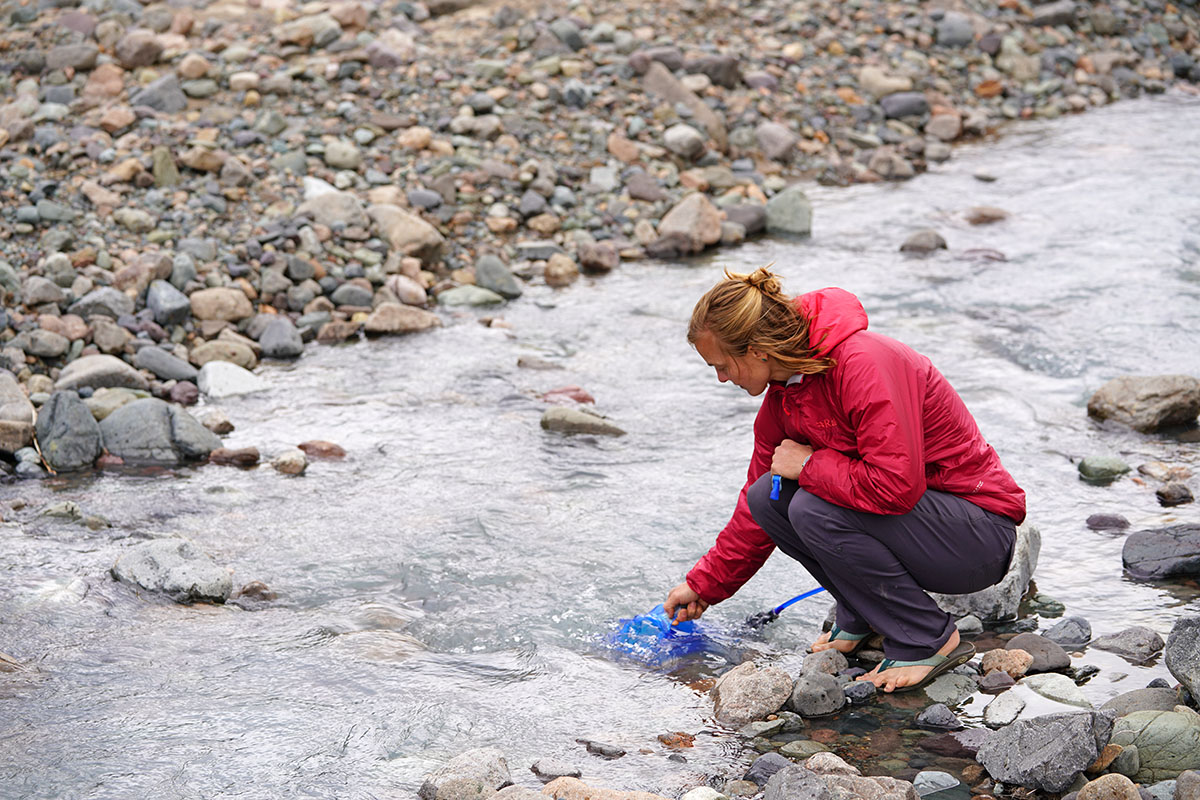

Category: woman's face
[694, 330, 771, 396]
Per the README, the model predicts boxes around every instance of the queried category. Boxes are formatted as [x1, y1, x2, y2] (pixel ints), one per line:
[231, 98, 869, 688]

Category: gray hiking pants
[746, 472, 1017, 661]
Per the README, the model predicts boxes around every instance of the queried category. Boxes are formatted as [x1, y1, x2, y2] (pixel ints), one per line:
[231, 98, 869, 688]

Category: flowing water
[2, 93, 1199, 799]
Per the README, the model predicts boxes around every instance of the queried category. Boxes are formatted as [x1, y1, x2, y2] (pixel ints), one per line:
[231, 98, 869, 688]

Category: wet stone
[917, 703, 965, 731]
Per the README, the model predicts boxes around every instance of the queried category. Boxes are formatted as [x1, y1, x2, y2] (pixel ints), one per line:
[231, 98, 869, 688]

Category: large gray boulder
[1088, 375, 1200, 433]
[418, 747, 511, 800]
[710, 661, 793, 727]
[1123, 525, 1200, 579]
[976, 711, 1114, 792]
[55, 354, 149, 392]
[932, 523, 1040, 621]
[0, 371, 34, 454]
[98, 398, 220, 464]
[35, 392, 102, 472]
[1165, 617, 1200, 702]
[1092, 626, 1165, 663]
[111, 538, 232, 603]
[1110, 709, 1200, 782]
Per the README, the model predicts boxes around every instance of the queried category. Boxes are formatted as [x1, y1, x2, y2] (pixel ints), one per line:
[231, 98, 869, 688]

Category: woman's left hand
[771, 440, 813, 480]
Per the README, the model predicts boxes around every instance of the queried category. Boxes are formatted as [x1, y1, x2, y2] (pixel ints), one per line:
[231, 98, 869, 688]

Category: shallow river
[2, 93, 1199, 799]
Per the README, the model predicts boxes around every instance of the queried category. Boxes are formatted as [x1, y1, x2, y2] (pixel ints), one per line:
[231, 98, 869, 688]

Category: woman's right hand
[664, 582, 709, 624]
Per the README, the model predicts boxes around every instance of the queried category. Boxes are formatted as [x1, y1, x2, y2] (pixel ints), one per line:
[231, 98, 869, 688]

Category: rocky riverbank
[2, 0, 1200, 476]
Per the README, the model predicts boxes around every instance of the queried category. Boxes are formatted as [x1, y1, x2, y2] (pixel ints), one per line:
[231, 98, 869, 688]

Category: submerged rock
[1092, 627, 1165, 663]
[1122, 525, 1200, 579]
[111, 538, 232, 603]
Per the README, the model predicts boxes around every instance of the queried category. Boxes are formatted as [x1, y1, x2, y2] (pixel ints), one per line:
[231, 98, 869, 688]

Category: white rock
[197, 361, 267, 399]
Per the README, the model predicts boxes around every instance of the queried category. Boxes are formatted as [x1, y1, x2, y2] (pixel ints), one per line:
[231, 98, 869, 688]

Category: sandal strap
[878, 654, 948, 671]
[830, 624, 870, 642]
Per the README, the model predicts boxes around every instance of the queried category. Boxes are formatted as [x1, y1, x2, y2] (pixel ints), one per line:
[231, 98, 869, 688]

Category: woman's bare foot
[811, 629, 866, 655]
[856, 629, 961, 693]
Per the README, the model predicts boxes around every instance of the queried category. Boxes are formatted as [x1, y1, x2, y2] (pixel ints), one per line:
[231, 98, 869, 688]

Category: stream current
[2, 93, 1199, 799]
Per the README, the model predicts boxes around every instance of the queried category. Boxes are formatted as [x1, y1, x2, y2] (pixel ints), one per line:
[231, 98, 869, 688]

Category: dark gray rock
[1007, 633, 1072, 673]
[46, 43, 99, 71]
[1092, 627, 1165, 663]
[35, 392, 102, 472]
[111, 538, 232, 603]
[133, 347, 198, 382]
[789, 672, 845, 717]
[976, 711, 1114, 793]
[130, 74, 189, 113]
[746, 752, 792, 787]
[576, 739, 624, 759]
[259, 318, 304, 360]
[764, 765, 831, 800]
[843, 681, 876, 704]
[1165, 617, 1200, 702]
[1045, 616, 1093, 648]
[1123, 525, 1200, 579]
[1087, 514, 1130, 531]
[145, 280, 191, 327]
[475, 255, 523, 300]
[881, 91, 930, 118]
[1158, 483, 1194, 507]
[801, 649, 848, 676]
[917, 703, 965, 731]
[625, 173, 668, 202]
[69, 287, 135, 319]
[529, 759, 580, 784]
[518, 190, 547, 218]
[98, 398, 220, 464]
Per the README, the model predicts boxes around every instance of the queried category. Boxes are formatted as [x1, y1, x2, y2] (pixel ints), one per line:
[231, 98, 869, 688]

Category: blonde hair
[687, 266, 835, 376]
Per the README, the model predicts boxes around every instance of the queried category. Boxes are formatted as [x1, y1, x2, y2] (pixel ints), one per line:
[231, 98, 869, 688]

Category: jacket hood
[794, 288, 868, 357]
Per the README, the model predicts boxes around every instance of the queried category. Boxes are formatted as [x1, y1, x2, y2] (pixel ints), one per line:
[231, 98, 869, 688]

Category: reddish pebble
[298, 440, 346, 459]
[209, 447, 261, 467]
[96, 453, 124, 468]
[541, 385, 595, 405]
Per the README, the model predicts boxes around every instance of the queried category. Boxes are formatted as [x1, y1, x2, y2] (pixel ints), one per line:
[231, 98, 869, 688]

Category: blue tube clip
[770, 474, 781, 500]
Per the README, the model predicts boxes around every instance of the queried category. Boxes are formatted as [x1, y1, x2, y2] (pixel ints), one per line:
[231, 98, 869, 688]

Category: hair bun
[741, 266, 781, 296]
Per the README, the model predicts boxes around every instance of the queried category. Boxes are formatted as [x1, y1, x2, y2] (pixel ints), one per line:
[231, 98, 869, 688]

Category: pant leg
[746, 473, 872, 636]
[748, 474, 1016, 660]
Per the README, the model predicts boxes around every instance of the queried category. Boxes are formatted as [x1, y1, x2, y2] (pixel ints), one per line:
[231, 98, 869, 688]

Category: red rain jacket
[686, 287, 1027, 605]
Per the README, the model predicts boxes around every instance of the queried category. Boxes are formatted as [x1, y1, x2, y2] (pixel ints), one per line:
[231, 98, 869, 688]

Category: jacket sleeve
[685, 394, 783, 605]
[797, 347, 927, 514]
